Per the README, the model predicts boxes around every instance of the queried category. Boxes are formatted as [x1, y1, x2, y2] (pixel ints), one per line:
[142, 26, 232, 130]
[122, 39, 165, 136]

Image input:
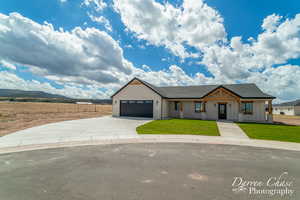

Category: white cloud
[0, 62, 210, 99]
[124, 44, 133, 48]
[82, 0, 107, 11]
[1, 9, 300, 101]
[0, 70, 110, 99]
[201, 13, 300, 82]
[253, 14, 300, 65]
[0, 60, 16, 70]
[132, 64, 214, 87]
[197, 13, 300, 102]
[246, 65, 300, 103]
[88, 14, 112, 31]
[59, 0, 68, 3]
[262, 14, 282, 32]
[0, 12, 132, 86]
[113, 0, 226, 59]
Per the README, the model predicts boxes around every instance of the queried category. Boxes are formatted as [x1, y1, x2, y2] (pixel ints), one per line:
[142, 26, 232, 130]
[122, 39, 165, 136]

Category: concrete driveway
[0, 116, 151, 148]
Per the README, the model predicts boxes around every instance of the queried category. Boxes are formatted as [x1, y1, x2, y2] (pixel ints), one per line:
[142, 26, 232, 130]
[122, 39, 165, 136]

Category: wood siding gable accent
[203, 87, 240, 102]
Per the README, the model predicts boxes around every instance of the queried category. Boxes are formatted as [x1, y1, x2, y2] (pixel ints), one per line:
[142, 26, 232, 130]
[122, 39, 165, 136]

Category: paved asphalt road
[0, 143, 299, 200]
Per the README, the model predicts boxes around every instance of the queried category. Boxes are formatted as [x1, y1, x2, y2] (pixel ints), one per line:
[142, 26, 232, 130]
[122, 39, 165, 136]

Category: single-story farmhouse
[111, 78, 275, 122]
[273, 100, 300, 116]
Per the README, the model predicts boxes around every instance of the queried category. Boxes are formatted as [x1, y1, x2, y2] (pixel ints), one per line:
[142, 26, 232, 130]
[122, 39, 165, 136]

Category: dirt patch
[273, 114, 300, 126]
[0, 102, 112, 136]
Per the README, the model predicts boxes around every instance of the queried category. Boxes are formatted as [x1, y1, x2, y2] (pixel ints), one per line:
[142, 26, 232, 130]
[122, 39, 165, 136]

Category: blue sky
[0, 0, 299, 101]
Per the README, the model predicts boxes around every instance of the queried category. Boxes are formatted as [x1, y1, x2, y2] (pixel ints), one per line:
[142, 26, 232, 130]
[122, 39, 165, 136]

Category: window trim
[241, 101, 253, 115]
[194, 101, 203, 113]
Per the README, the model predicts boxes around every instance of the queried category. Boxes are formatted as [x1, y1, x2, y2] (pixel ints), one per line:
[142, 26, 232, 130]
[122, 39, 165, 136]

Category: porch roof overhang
[165, 97, 274, 101]
[166, 98, 204, 101]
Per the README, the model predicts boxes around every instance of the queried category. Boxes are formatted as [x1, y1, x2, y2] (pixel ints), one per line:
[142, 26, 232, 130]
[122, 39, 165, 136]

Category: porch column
[267, 100, 273, 122]
[180, 102, 183, 118]
[202, 101, 207, 120]
[238, 100, 243, 122]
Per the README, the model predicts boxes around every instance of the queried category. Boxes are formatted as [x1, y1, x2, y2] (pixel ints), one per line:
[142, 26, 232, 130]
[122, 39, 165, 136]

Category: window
[194, 102, 204, 113]
[241, 102, 253, 114]
[174, 101, 180, 111]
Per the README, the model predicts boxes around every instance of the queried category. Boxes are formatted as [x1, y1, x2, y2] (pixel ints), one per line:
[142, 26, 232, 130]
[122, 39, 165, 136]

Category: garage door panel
[120, 100, 153, 118]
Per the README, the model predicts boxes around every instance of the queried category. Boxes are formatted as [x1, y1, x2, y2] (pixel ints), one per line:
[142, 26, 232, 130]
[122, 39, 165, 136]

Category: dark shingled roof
[221, 84, 275, 99]
[156, 85, 219, 98]
[274, 100, 300, 107]
[112, 77, 275, 99]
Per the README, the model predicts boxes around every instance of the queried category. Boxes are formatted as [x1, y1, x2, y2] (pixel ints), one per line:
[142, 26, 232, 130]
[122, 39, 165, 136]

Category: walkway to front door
[217, 121, 249, 139]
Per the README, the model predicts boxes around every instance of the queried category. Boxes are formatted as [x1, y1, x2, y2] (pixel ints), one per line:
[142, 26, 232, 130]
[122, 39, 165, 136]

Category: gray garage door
[120, 100, 153, 118]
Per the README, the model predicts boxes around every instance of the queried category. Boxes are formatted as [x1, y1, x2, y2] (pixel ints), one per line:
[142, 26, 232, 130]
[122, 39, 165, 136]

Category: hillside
[0, 89, 112, 104]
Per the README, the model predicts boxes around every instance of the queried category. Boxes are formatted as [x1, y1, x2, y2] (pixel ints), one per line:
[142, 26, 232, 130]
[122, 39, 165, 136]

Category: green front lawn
[237, 123, 300, 143]
[136, 119, 220, 136]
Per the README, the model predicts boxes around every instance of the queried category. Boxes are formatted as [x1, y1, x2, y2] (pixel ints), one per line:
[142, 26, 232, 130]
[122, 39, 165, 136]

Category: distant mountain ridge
[0, 89, 68, 99]
[0, 89, 112, 104]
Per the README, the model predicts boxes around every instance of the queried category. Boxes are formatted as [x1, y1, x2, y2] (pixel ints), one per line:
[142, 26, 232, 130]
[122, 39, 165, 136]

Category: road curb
[1, 135, 300, 154]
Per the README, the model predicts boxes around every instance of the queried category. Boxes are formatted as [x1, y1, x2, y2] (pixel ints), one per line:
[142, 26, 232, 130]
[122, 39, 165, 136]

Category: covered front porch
[165, 87, 273, 122]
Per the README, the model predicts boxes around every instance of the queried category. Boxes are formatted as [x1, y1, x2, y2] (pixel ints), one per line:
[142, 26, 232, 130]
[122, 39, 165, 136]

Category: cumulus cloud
[88, 14, 112, 31]
[262, 14, 282, 32]
[132, 64, 214, 87]
[0, 62, 210, 99]
[113, 0, 226, 59]
[1, 7, 300, 101]
[201, 13, 300, 81]
[82, 0, 107, 11]
[246, 65, 300, 102]
[198, 13, 300, 102]
[0, 70, 110, 99]
[0, 60, 16, 70]
[0, 12, 132, 85]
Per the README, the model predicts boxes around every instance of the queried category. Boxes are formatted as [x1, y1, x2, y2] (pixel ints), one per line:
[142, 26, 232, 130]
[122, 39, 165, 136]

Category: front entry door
[218, 103, 227, 120]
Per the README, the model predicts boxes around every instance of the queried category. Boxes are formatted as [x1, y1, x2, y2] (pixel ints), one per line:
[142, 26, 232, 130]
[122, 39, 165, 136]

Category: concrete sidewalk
[217, 121, 249, 139]
[1, 135, 300, 154]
